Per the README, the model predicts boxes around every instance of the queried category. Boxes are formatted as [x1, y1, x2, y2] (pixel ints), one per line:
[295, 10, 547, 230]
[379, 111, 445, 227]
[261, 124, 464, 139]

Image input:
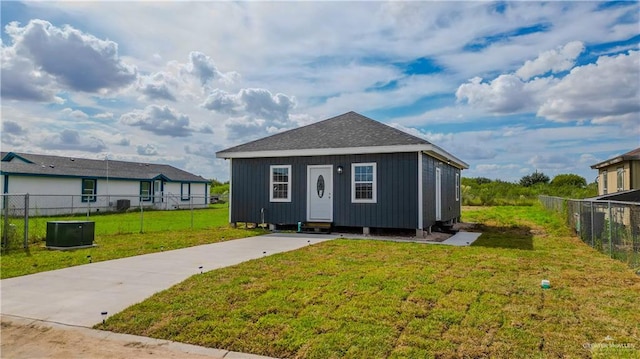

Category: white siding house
[1, 152, 209, 216]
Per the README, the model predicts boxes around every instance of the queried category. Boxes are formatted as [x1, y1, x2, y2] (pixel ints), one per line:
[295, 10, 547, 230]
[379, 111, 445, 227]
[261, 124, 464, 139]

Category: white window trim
[455, 173, 460, 202]
[616, 167, 624, 191]
[351, 162, 377, 203]
[270, 165, 292, 202]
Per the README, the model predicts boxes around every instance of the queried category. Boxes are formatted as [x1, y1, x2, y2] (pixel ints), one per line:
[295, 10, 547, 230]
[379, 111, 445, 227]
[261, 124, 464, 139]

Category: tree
[474, 177, 492, 185]
[519, 171, 550, 187]
[210, 178, 225, 187]
[550, 174, 587, 188]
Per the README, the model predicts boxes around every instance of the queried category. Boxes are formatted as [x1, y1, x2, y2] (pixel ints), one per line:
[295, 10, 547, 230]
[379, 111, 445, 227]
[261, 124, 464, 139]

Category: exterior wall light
[337, 166, 343, 174]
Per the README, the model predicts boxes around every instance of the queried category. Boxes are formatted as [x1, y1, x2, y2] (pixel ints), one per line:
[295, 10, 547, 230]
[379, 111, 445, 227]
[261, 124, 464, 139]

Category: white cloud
[137, 72, 177, 101]
[61, 108, 89, 121]
[537, 50, 640, 123]
[2, 19, 136, 95]
[41, 129, 107, 153]
[94, 112, 114, 120]
[137, 144, 159, 156]
[2, 120, 26, 136]
[184, 51, 239, 87]
[202, 88, 296, 121]
[119, 105, 194, 137]
[455, 75, 535, 114]
[516, 41, 585, 80]
[1, 42, 60, 102]
[1, 120, 27, 146]
[527, 154, 574, 170]
[475, 164, 520, 172]
[456, 47, 639, 126]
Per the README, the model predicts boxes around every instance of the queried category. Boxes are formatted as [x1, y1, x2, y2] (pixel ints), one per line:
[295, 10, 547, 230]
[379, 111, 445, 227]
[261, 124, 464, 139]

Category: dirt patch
[0, 318, 225, 359]
[422, 231, 452, 242]
[453, 222, 480, 231]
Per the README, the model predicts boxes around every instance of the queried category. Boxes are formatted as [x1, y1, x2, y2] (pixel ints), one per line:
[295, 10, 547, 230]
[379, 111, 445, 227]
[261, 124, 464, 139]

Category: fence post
[3, 195, 9, 248]
[190, 196, 194, 229]
[590, 201, 594, 247]
[2, 194, 9, 249]
[24, 194, 29, 249]
[608, 201, 613, 258]
[139, 201, 144, 234]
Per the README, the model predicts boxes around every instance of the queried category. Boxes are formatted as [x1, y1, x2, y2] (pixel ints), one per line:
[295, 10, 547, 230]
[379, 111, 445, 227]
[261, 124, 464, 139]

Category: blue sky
[1, 1, 638, 182]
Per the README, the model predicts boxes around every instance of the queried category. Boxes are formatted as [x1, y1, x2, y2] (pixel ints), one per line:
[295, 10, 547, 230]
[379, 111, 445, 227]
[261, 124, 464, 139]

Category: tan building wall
[598, 162, 632, 195]
[632, 161, 640, 190]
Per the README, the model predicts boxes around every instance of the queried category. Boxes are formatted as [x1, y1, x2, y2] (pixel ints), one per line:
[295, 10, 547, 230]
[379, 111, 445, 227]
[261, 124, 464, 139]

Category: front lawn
[100, 205, 640, 358]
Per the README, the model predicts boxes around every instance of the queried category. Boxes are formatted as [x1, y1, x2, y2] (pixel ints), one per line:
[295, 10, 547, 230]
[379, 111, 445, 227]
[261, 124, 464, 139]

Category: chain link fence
[539, 195, 640, 270]
[1, 193, 216, 250]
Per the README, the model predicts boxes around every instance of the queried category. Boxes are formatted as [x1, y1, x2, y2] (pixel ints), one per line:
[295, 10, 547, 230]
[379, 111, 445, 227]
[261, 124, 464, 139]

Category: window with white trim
[270, 165, 291, 202]
[352, 163, 376, 203]
[602, 169, 608, 194]
[140, 181, 152, 202]
[455, 173, 460, 201]
[616, 167, 624, 192]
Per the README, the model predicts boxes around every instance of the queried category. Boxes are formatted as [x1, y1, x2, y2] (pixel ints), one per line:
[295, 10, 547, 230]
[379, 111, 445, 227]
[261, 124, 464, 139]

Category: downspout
[228, 159, 233, 224]
[417, 152, 424, 236]
[2, 175, 8, 247]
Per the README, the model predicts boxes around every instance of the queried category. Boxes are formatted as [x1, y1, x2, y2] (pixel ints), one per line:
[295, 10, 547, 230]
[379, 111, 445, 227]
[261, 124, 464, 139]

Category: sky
[1, 1, 638, 183]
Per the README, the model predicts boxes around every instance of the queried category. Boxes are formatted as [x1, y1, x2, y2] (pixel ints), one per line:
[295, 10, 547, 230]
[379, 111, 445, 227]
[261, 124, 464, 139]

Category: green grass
[2, 204, 231, 248]
[1, 204, 265, 279]
[100, 205, 640, 358]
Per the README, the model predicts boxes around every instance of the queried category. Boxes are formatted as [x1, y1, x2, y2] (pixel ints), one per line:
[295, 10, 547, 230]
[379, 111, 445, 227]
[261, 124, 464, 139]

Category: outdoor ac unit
[46, 221, 95, 249]
[116, 199, 130, 211]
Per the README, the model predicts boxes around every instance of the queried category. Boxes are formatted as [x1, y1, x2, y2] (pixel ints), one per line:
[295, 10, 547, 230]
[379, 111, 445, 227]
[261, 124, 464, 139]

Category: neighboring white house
[1, 152, 209, 216]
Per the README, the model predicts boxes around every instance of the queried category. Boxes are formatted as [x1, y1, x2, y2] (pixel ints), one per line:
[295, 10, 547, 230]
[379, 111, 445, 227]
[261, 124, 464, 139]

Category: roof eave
[216, 144, 469, 169]
[590, 156, 632, 169]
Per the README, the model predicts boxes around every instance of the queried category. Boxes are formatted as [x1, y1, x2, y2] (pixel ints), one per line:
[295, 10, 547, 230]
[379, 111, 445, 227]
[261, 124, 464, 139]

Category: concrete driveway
[1, 233, 338, 327]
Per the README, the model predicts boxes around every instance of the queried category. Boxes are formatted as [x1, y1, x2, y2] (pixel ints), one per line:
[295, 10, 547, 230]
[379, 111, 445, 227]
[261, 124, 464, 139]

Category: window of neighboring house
[140, 181, 152, 202]
[602, 170, 608, 194]
[81, 178, 97, 202]
[617, 167, 624, 192]
[455, 173, 460, 202]
[352, 163, 377, 203]
[270, 165, 291, 202]
[181, 182, 191, 201]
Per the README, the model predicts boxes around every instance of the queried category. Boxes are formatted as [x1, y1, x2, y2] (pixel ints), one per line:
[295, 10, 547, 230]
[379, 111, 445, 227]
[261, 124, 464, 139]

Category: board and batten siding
[421, 154, 461, 229]
[230, 152, 419, 229]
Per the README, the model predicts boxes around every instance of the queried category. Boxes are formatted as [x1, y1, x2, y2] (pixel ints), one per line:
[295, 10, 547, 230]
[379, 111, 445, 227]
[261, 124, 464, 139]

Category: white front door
[153, 180, 162, 203]
[435, 167, 442, 221]
[307, 165, 333, 222]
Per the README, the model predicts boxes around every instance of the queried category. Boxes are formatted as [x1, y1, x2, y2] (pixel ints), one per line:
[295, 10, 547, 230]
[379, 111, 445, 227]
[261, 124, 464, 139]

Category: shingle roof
[590, 147, 640, 169]
[216, 111, 468, 169]
[218, 111, 429, 153]
[0, 152, 208, 182]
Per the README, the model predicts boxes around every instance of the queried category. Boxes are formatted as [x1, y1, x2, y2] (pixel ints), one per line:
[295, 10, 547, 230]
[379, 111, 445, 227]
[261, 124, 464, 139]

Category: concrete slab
[1, 233, 338, 327]
[339, 230, 482, 246]
[440, 231, 482, 246]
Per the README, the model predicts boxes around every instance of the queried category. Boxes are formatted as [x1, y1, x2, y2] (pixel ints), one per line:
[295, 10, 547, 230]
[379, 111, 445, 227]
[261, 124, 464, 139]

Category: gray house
[216, 112, 468, 236]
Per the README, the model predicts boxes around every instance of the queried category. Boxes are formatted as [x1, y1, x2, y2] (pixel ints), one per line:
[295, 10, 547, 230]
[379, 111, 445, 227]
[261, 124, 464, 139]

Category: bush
[519, 171, 550, 187]
[462, 176, 597, 206]
[550, 174, 587, 187]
